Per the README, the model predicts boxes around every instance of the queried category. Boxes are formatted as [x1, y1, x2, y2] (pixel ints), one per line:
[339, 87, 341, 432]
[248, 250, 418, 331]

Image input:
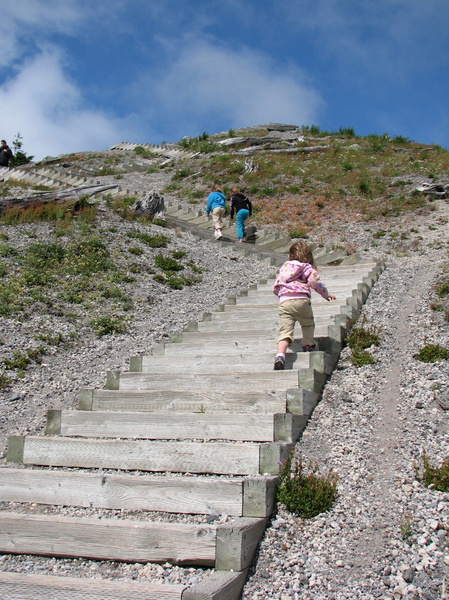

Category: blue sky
[1, 0, 448, 160]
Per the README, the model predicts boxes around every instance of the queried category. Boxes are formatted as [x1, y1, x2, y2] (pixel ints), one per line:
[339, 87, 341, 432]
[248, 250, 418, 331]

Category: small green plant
[0, 373, 12, 389]
[127, 231, 170, 248]
[346, 317, 381, 367]
[399, 514, 413, 540]
[289, 229, 309, 239]
[90, 315, 128, 336]
[154, 254, 184, 274]
[415, 452, 449, 492]
[9, 132, 34, 167]
[128, 246, 144, 256]
[414, 343, 449, 363]
[277, 453, 338, 518]
[134, 146, 155, 159]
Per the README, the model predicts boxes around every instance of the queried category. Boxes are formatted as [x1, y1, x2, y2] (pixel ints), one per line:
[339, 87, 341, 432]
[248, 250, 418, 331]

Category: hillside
[0, 124, 448, 597]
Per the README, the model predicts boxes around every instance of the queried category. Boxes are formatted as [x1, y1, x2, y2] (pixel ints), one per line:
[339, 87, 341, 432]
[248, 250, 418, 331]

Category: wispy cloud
[134, 41, 324, 138]
[0, 48, 124, 159]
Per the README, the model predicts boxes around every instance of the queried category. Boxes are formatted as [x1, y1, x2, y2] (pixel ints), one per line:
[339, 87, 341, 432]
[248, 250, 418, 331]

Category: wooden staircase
[1, 157, 385, 598]
[0, 258, 384, 599]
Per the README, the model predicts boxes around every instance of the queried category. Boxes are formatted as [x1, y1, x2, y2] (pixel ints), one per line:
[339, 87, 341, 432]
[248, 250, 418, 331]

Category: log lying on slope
[0, 184, 118, 214]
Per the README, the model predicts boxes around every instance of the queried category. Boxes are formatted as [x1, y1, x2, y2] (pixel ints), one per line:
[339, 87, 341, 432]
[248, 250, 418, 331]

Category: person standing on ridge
[0, 140, 13, 168]
[229, 188, 252, 243]
[206, 184, 226, 240]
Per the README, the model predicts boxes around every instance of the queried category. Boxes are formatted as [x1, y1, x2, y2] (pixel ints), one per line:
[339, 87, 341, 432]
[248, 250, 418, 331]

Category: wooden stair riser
[78, 388, 288, 414]
[132, 351, 334, 375]
[0, 512, 264, 569]
[7, 436, 293, 476]
[0, 571, 187, 600]
[0, 468, 278, 518]
[109, 370, 301, 392]
[47, 410, 306, 443]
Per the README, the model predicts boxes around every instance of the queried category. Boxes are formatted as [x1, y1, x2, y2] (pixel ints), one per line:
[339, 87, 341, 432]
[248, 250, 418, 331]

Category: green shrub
[435, 280, 449, 298]
[346, 318, 380, 367]
[154, 254, 184, 274]
[277, 453, 338, 518]
[289, 229, 309, 239]
[127, 231, 170, 247]
[350, 349, 375, 367]
[414, 343, 449, 363]
[90, 315, 128, 336]
[347, 322, 381, 351]
[415, 452, 449, 492]
[0, 373, 12, 390]
[134, 146, 155, 159]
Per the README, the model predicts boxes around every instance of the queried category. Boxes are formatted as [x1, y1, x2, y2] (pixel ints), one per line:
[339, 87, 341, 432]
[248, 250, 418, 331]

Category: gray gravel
[0, 176, 448, 598]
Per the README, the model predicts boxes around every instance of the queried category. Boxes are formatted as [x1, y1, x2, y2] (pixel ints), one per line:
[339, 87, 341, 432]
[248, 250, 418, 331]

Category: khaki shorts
[212, 206, 225, 230]
[278, 298, 315, 346]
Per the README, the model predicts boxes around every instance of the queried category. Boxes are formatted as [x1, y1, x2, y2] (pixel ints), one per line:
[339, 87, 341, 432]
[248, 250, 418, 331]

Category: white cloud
[142, 42, 324, 134]
[0, 49, 125, 160]
[0, 0, 87, 67]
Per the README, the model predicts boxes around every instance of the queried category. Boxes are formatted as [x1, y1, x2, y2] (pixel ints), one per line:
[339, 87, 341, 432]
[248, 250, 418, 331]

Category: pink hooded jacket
[273, 260, 331, 304]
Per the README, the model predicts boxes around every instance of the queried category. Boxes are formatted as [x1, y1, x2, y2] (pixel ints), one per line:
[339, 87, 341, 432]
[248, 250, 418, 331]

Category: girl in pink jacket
[273, 241, 336, 370]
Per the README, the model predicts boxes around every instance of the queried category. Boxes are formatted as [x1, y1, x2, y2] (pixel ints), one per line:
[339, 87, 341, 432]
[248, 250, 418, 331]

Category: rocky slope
[0, 142, 448, 598]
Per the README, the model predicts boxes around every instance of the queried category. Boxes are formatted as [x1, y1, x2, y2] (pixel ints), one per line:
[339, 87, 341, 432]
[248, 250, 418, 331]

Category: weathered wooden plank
[10, 436, 263, 475]
[0, 468, 244, 515]
[242, 476, 279, 518]
[50, 410, 277, 442]
[114, 371, 299, 392]
[0, 512, 216, 565]
[137, 351, 332, 374]
[182, 570, 248, 600]
[216, 518, 267, 571]
[79, 388, 287, 413]
[0, 571, 185, 600]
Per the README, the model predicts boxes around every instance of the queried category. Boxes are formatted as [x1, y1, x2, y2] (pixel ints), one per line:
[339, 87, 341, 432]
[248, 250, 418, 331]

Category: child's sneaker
[273, 355, 285, 370]
[215, 231, 223, 240]
[302, 344, 316, 352]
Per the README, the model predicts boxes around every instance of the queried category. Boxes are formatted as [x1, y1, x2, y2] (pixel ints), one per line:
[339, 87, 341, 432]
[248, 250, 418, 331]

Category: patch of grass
[154, 254, 184, 274]
[346, 317, 381, 367]
[128, 246, 144, 256]
[414, 343, 449, 363]
[134, 146, 155, 159]
[277, 453, 338, 518]
[289, 229, 309, 239]
[3, 346, 46, 371]
[89, 315, 128, 336]
[415, 452, 449, 492]
[0, 373, 12, 390]
[399, 514, 413, 540]
[127, 231, 170, 248]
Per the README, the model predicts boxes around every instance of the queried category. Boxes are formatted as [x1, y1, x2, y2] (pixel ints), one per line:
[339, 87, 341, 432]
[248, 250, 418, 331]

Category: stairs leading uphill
[0, 260, 384, 599]
[0, 157, 385, 598]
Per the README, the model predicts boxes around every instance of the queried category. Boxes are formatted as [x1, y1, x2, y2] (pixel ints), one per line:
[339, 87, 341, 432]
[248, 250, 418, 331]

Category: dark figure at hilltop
[0, 140, 13, 167]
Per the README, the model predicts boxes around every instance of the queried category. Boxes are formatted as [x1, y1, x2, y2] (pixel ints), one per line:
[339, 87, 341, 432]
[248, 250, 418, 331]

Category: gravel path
[241, 199, 449, 599]
[0, 167, 448, 598]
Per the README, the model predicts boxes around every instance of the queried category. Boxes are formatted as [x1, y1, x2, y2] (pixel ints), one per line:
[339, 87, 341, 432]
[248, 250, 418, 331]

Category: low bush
[414, 343, 449, 363]
[277, 453, 338, 518]
[415, 452, 449, 492]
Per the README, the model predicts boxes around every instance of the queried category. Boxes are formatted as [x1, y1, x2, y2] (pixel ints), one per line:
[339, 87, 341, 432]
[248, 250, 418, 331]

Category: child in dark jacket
[273, 241, 336, 370]
[229, 188, 252, 242]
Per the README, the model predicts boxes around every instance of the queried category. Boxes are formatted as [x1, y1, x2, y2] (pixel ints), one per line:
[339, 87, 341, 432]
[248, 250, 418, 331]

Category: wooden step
[0, 467, 277, 517]
[78, 387, 319, 417]
[0, 571, 187, 600]
[0, 512, 265, 569]
[0, 569, 249, 600]
[78, 388, 288, 413]
[46, 410, 307, 443]
[132, 350, 334, 375]
[112, 370, 300, 392]
[7, 436, 293, 476]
